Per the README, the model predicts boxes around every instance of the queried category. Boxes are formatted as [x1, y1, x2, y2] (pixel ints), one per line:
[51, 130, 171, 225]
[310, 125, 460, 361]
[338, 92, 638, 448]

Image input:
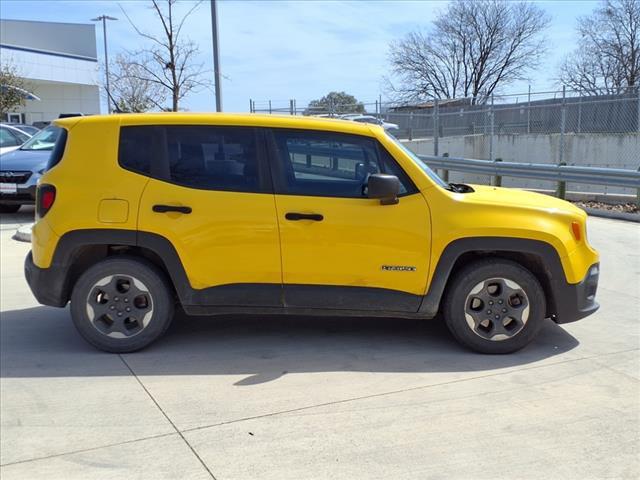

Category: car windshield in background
[20, 125, 61, 151]
[17, 125, 40, 136]
[386, 133, 448, 188]
[353, 117, 381, 124]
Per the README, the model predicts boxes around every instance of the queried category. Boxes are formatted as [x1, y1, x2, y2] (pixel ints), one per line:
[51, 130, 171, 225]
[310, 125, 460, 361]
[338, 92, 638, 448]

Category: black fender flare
[33, 230, 568, 317]
[34, 229, 282, 307]
[418, 237, 567, 317]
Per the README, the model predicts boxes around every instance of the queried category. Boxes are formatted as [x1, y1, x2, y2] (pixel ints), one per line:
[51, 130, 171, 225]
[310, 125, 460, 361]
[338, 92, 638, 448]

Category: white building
[0, 19, 101, 125]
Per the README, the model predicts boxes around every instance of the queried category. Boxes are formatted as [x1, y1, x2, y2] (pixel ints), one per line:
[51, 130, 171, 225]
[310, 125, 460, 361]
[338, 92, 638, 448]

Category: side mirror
[368, 173, 400, 205]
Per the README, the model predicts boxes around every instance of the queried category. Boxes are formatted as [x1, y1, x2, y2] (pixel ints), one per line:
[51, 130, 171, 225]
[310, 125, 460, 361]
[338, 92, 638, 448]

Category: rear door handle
[153, 204, 192, 214]
[285, 212, 323, 221]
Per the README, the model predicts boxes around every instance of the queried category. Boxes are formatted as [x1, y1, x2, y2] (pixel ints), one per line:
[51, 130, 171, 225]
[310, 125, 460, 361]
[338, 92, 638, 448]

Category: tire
[70, 256, 174, 353]
[0, 204, 21, 214]
[442, 258, 546, 354]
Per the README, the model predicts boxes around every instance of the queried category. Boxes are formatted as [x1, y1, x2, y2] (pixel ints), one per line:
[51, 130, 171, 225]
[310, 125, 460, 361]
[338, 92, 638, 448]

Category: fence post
[637, 167, 640, 209]
[293, 99, 297, 115]
[441, 152, 449, 183]
[268, 100, 272, 114]
[577, 95, 582, 134]
[409, 111, 414, 141]
[557, 86, 567, 199]
[556, 163, 567, 199]
[249, 98, 254, 113]
[527, 85, 531, 134]
[433, 98, 439, 156]
[289, 99, 294, 116]
[637, 85, 640, 133]
[489, 94, 494, 161]
[492, 158, 503, 187]
[379, 94, 383, 120]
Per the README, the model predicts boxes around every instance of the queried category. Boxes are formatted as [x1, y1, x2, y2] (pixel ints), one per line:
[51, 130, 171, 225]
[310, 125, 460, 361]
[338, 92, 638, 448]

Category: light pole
[91, 15, 118, 114]
[210, 0, 222, 112]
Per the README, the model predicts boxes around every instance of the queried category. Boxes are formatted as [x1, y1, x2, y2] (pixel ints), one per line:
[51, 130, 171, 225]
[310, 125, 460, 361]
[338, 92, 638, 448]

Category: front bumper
[24, 251, 69, 307]
[0, 171, 39, 205]
[553, 263, 600, 324]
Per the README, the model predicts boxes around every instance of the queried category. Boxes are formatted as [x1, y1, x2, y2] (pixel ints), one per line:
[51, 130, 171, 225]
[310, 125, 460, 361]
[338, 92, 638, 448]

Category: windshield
[353, 117, 381, 125]
[20, 125, 61, 151]
[17, 125, 40, 135]
[385, 133, 448, 188]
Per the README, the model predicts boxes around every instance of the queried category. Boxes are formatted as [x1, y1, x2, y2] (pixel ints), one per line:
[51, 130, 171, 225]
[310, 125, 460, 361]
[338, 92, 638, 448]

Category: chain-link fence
[250, 87, 640, 195]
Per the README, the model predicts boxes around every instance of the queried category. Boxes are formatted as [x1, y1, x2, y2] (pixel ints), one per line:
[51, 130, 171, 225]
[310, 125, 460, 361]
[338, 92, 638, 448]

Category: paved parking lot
[1, 208, 638, 479]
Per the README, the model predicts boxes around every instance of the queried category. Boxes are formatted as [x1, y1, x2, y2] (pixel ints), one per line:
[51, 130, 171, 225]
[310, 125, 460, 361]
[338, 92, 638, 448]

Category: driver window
[272, 129, 412, 198]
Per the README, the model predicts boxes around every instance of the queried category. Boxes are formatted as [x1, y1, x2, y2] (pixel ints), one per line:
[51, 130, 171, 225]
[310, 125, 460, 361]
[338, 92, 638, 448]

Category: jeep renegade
[24, 113, 600, 353]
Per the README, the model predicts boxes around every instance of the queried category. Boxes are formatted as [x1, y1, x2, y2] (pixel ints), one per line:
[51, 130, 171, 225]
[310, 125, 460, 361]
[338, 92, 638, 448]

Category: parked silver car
[0, 125, 62, 213]
[10, 124, 41, 136]
[344, 115, 399, 132]
[0, 124, 32, 155]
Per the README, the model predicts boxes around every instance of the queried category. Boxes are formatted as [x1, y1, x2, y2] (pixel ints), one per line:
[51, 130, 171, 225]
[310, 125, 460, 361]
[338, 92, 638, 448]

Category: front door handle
[285, 212, 323, 221]
[153, 204, 192, 214]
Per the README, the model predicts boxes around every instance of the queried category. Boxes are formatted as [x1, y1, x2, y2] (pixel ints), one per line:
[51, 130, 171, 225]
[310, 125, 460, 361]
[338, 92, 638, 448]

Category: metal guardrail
[419, 155, 640, 189]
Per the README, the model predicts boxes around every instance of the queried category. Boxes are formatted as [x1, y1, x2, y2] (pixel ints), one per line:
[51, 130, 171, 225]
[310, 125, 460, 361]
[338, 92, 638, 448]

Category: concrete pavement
[1, 210, 638, 479]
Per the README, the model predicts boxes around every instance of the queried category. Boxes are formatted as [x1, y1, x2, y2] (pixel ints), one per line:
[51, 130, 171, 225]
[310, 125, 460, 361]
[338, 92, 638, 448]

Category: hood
[0, 148, 51, 171]
[464, 184, 584, 216]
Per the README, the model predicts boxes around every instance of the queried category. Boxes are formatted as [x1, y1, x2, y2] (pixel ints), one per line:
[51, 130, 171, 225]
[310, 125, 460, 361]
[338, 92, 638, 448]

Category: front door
[268, 128, 431, 312]
[131, 124, 282, 307]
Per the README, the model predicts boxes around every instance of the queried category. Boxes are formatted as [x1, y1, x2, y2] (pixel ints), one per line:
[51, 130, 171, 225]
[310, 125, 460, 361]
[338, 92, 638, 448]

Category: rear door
[128, 125, 282, 307]
[267, 128, 431, 312]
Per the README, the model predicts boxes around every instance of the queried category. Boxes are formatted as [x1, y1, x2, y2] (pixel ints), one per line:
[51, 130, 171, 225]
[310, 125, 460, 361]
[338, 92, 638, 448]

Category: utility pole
[211, 0, 222, 112]
[91, 15, 118, 114]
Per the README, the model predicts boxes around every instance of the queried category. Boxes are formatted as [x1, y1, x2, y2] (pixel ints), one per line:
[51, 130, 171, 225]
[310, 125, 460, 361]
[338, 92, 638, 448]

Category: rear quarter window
[119, 126, 154, 175]
[45, 128, 68, 170]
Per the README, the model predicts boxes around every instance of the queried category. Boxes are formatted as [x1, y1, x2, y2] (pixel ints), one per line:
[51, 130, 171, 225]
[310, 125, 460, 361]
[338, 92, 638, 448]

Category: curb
[12, 223, 33, 243]
[582, 208, 640, 223]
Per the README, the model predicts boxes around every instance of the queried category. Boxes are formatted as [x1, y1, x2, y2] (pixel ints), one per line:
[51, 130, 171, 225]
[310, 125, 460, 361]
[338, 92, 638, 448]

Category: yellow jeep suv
[24, 113, 600, 354]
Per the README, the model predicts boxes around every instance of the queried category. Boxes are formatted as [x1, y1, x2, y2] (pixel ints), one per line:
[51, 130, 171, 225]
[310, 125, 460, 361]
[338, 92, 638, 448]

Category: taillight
[36, 184, 56, 218]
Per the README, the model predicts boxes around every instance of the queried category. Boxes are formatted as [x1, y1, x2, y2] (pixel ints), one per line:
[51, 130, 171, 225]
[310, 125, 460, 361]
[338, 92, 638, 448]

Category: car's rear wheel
[0, 204, 21, 214]
[70, 256, 174, 353]
[443, 259, 545, 354]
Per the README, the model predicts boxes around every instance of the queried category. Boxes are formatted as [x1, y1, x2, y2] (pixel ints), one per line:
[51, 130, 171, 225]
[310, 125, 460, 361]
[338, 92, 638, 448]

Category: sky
[0, 0, 600, 113]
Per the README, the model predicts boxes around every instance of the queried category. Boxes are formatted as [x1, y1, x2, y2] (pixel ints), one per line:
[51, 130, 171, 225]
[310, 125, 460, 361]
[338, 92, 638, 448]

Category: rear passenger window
[165, 126, 259, 192]
[119, 126, 263, 193]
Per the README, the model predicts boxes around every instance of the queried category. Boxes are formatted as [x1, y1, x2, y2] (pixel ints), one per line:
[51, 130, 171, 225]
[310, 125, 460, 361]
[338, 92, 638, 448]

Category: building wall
[404, 133, 640, 195]
[0, 19, 97, 60]
[0, 47, 98, 86]
[1, 19, 100, 123]
[19, 81, 100, 124]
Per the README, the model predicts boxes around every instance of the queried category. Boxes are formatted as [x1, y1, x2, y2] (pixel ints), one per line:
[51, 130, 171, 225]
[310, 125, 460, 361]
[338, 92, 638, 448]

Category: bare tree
[107, 54, 167, 112]
[120, 0, 210, 111]
[560, 0, 639, 95]
[0, 61, 33, 117]
[387, 0, 550, 104]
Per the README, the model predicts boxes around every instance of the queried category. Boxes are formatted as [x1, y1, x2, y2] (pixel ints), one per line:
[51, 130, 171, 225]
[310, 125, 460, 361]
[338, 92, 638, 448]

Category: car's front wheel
[442, 259, 546, 354]
[70, 256, 174, 353]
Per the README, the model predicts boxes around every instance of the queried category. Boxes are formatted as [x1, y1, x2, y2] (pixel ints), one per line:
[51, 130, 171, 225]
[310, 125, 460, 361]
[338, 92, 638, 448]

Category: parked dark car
[0, 125, 62, 213]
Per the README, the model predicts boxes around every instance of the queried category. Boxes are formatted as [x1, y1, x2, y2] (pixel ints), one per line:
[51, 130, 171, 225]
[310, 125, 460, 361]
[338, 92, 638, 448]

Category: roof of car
[53, 112, 382, 136]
